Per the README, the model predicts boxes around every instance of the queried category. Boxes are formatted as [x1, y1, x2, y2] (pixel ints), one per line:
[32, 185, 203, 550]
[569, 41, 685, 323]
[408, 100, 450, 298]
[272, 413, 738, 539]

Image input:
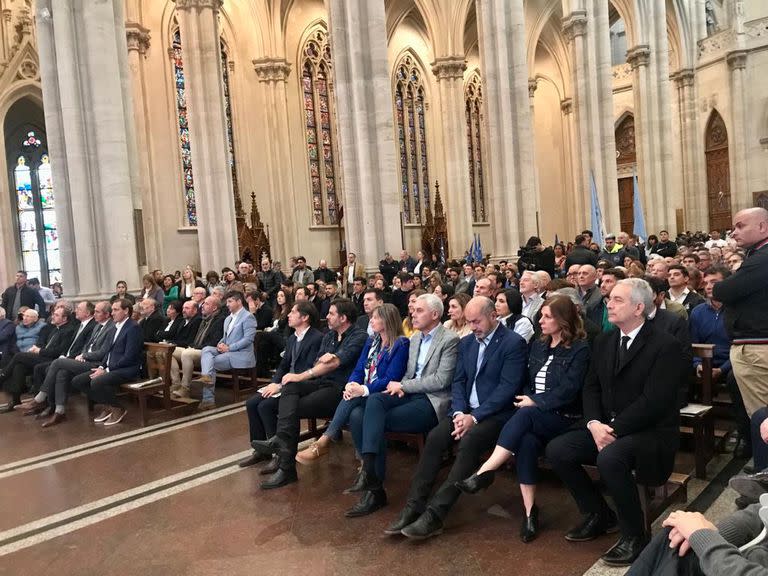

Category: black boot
[455, 470, 496, 494]
[383, 505, 422, 535]
[520, 504, 539, 543]
[345, 489, 388, 518]
[565, 508, 618, 542]
[601, 534, 650, 566]
[343, 469, 367, 494]
[251, 435, 284, 458]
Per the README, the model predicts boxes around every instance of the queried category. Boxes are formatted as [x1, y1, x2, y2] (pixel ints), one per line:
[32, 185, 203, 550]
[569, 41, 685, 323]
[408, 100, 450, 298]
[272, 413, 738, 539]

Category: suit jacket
[451, 322, 528, 422]
[681, 291, 705, 314]
[581, 285, 603, 316]
[156, 316, 184, 342]
[253, 304, 273, 331]
[140, 310, 166, 343]
[104, 319, 143, 379]
[1, 284, 48, 318]
[650, 308, 694, 407]
[82, 321, 116, 363]
[66, 317, 97, 358]
[39, 322, 77, 360]
[218, 308, 258, 368]
[171, 316, 202, 348]
[0, 318, 17, 356]
[292, 269, 314, 286]
[583, 322, 686, 485]
[348, 336, 410, 394]
[342, 263, 365, 295]
[192, 309, 226, 349]
[273, 327, 324, 383]
[400, 324, 460, 418]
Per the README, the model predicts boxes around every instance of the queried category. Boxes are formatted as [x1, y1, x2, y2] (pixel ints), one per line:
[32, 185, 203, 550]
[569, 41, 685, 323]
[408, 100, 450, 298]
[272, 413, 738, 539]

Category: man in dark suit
[0, 306, 76, 409]
[169, 300, 202, 348]
[1, 270, 47, 319]
[566, 235, 600, 269]
[138, 298, 165, 343]
[546, 278, 686, 567]
[667, 265, 705, 313]
[247, 292, 273, 331]
[24, 301, 116, 426]
[387, 296, 528, 540]
[239, 301, 324, 468]
[71, 298, 143, 426]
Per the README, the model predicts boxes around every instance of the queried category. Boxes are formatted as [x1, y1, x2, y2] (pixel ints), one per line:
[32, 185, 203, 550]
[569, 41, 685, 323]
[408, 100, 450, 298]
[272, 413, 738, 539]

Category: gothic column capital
[253, 57, 291, 82]
[528, 77, 538, 98]
[125, 22, 151, 55]
[173, 0, 223, 11]
[431, 56, 467, 81]
[626, 45, 651, 70]
[560, 98, 573, 115]
[726, 50, 748, 70]
[562, 11, 588, 42]
[671, 68, 695, 88]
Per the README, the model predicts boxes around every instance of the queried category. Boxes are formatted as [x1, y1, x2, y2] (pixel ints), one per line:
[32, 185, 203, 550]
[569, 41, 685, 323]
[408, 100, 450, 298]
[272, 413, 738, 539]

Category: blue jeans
[354, 392, 438, 480]
[325, 396, 366, 441]
[496, 406, 573, 485]
[751, 406, 768, 471]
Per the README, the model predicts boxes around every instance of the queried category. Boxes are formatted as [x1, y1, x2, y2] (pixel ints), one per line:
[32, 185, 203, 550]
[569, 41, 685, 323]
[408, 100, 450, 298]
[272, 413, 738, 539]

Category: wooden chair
[637, 473, 690, 534]
[120, 342, 189, 426]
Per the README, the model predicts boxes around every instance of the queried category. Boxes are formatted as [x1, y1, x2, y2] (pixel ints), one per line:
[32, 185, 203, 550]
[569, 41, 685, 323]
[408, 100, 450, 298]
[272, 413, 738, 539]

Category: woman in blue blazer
[456, 295, 590, 543]
[296, 303, 409, 464]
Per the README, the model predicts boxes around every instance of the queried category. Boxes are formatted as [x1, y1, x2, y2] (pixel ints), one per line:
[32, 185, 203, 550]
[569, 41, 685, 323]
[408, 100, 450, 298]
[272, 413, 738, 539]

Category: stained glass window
[394, 55, 431, 224]
[301, 27, 339, 226]
[12, 132, 61, 284]
[221, 41, 240, 204]
[465, 72, 487, 223]
[172, 28, 196, 226]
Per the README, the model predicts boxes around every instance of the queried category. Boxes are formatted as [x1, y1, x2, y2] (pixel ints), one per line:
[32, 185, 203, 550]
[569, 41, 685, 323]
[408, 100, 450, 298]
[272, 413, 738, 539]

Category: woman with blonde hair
[443, 292, 471, 337]
[456, 295, 590, 543]
[401, 289, 426, 337]
[296, 303, 409, 466]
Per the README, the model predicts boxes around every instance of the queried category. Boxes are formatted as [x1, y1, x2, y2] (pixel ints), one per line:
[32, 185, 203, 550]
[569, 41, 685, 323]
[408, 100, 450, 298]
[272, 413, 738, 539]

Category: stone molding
[253, 57, 291, 82]
[726, 50, 747, 70]
[671, 68, 695, 88]
[560, 98, 573, 115]
[125, 22, 151, 55]
[528, 77, 537, 98]
[173, 0, 223, 11]
[626, 45, 651, 70]
[431, 56, 466, 80]
[562, 11, 588, 42]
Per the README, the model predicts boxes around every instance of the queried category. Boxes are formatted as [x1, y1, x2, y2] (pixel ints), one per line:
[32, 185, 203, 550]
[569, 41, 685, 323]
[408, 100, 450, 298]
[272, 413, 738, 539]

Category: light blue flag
[474, 234, 483, 263]
[632, 172, 647, 242]
[468, 235, 476, 264]
[590, 171, 605, 247]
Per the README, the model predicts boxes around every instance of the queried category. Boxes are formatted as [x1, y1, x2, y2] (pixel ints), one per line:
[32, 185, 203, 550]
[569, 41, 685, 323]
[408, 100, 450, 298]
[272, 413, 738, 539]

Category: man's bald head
[464, 296, 497, 340]
[732, 207, 768, 249]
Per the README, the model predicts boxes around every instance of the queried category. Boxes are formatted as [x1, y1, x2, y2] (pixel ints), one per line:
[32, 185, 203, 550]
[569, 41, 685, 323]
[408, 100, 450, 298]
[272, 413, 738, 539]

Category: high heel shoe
[520, 504, 539, 543]
[454, 470, 496, 494]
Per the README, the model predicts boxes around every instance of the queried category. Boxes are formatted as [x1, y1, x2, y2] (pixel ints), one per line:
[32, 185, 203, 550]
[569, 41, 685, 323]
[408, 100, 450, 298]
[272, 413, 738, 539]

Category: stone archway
[615, 113, 636, 235]
[704, 110, 732, 232]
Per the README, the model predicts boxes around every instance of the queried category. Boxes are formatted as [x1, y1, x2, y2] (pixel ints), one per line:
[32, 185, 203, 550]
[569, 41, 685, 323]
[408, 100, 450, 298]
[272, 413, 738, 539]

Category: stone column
[35, 0, 141, 297]
[174, 0, 238, 273]
[327, 0, 401, 269]
[727, 50, 749, 209]
[125, 21, 157, 269]
[562, 3, 620, 234]
[561, 97, 582, 233]
[672, 68, 706, 230]
[252, 57, 299, 261]
[476, 0, 537, 259]
[431, 56, 473, 255]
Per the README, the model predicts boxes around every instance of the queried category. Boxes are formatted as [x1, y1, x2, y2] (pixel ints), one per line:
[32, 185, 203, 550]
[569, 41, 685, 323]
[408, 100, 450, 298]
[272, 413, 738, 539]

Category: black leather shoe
[520, 504, 539, 543]
[359, 469, 383, 492]
[383, 506, 422, 535]
[344, 469, 367, 494]
[565, 509, 618, 542]
[259, 455, 279, 475]
[601, 535, 649, 567]
[251, 436, 283, 458]
[0, 400, 16, 414]
[455, 470, 496, 494]
[400, 509, 444, 540]
[345, 489, 387, 518]
[730, 471, 768, 502]
[238, 451, 270, 468]
[260, 467, 298, 490]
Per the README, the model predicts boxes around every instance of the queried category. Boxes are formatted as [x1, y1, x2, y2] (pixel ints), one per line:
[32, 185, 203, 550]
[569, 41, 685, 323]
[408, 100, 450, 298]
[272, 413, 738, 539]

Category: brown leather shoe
[23, 400, 48, 416]
[296, 440, 329, 465]
[41, 412, 67, 428]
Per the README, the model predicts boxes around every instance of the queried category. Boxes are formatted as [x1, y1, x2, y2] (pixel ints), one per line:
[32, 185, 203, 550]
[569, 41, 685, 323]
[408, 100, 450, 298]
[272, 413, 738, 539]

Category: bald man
[713, 208, 768, 420]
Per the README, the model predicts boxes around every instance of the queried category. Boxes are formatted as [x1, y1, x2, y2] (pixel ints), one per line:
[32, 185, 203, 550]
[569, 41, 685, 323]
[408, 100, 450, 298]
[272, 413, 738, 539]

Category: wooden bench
[119, 342, 196, 426]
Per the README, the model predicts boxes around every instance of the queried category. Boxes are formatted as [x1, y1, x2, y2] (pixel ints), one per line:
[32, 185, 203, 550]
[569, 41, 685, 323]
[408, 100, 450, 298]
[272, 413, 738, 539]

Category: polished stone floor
[0, 394, 739, 576]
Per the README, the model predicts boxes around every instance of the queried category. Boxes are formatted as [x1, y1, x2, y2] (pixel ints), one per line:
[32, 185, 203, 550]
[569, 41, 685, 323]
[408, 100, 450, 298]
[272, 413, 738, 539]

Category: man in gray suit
[196, 291, 257, 410]
[345, 293, 460, 517]
[23, 300, 116, 426]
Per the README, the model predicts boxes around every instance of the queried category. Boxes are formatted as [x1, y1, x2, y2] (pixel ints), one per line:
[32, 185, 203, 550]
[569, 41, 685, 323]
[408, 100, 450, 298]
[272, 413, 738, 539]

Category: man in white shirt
[667, 265, 704, 313]
[519, 271, 544, 320]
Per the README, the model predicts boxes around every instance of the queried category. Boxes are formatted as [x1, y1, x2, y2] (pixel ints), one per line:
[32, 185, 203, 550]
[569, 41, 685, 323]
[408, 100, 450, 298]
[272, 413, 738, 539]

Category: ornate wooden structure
[705, 110, 732, 232]
[236, 192, 271, 264]
[615, 114, 636, 235]
[421, 181, 449, 260]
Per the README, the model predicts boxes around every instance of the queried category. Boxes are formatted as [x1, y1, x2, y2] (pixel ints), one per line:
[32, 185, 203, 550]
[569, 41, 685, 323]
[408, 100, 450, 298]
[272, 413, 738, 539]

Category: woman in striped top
[455, 295, 590, 543]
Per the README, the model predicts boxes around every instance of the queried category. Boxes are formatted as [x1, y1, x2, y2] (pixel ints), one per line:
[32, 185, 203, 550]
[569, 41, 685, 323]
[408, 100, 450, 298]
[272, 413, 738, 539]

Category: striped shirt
[534, 354, 554, 394]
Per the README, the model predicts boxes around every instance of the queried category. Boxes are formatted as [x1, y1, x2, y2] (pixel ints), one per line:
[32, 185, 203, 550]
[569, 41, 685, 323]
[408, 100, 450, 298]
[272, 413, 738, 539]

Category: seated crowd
[1, 206, 767, 573]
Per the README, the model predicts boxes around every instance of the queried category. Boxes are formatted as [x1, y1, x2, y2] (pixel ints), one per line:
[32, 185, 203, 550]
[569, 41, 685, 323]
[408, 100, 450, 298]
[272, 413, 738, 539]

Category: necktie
[66, 321, 87, 356]
[618, 335, 630, 367]
[86, 324, 104, 353]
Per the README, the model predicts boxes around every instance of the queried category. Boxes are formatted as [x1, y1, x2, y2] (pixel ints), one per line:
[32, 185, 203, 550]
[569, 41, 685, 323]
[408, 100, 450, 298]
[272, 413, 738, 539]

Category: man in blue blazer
[387, 296, 528, 540]
[196, 291, 257, 410]
[71, 298, 144, 426]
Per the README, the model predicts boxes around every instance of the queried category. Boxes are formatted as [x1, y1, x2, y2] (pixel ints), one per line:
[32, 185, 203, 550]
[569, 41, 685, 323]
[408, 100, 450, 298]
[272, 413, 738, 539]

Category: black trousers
[545, 427, 645, 537]
[71, 370, 131, 409]
[245, 394, 279, 442]
[406, 416, 504, 520]
[275, 378, 343, 470]
[626, 527, 702, 576]
[2, 352, 47, 401]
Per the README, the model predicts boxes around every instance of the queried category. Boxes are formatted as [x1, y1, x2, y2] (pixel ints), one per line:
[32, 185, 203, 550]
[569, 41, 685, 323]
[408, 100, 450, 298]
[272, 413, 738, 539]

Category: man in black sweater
[1, 271, 47, 319]
[565, 235, 599, 269]
[713, 208, 768, 429]
[650, 230, 678, 258]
